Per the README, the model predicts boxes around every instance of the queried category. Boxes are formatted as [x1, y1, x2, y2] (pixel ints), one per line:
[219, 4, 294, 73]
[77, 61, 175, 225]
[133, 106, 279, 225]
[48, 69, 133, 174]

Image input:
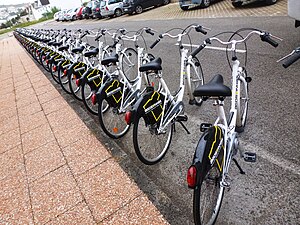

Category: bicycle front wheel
[133, 115, 173, 165]
[236, 69, 249, 133]
[188, 56, 204, 106]
[98, 96, 130, 139]
[121, 48, 138, 82]
[193, 164, 225, 225]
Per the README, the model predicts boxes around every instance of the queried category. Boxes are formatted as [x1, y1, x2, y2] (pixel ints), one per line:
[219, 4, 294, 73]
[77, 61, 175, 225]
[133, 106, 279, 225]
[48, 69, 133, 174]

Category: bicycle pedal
[244, 152, 256, 162]
[176, 115, 188, 122]
[200, 123, 212, 132]
[245, 77, 252, 83]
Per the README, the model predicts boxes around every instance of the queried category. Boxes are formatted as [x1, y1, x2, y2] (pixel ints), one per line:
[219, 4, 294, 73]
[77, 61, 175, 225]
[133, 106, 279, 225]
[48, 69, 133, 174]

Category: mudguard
[191, 126, 224, 185]
[130, 88, 165, 125]
[96, 77, 124, 108]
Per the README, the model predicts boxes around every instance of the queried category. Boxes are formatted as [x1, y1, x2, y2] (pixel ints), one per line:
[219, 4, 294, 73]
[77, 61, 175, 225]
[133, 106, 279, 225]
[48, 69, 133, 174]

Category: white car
[54, 11, 60, 21]
[65, 8, 79, 21]
[100, 0, 123, 18]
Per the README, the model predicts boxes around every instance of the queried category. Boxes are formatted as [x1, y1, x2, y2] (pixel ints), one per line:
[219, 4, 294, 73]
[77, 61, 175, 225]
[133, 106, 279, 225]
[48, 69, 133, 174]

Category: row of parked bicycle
[54, 0, 170, 21]
[13, 25, 298, 225]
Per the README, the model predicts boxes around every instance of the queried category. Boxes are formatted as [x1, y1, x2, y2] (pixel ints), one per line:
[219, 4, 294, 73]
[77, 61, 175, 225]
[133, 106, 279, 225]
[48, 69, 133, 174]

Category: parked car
[123, 0, 169, 14]
[92, 0, 102, 18]
[288, 0, 300, 28]
[58, 10, 67, 21]
[65, 8, 79, 21]
[82, 0, 96, 18]
[231, 0, 277, 7]
[100, 0, 123, 18]
[76, 6, 85, 19]
[179, 0, 219, 10]
[54, 11, 61, 21]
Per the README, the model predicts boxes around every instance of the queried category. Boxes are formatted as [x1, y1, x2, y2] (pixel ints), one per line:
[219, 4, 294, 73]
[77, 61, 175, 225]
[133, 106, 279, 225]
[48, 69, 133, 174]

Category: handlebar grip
[282, 52, 300, 68]
[145, 29, 154, 35]
[95, 35, 101, 41]
[195, 26, 207, 35]
[150, 39, 160, 49]
[191, 44, 205, 58]
[261, 34, 278, 48]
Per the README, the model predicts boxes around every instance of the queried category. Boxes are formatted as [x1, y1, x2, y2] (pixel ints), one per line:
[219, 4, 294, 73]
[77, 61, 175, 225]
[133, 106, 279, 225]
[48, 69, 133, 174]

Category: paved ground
[0, 37, 169, 225]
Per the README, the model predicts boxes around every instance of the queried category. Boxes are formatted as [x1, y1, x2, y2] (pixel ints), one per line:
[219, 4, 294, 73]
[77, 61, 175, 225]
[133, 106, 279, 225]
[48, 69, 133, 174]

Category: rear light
[91, 93, 97, 105]
[187, 166, 197, 189]
[63, 69, 67, 75]
[125, 111, 131, 125]
[106, 6, 109, 11]
[75, 79, 81, 87]
[46, 59, 49, 64]
[96, 8, 99, 11]
[53, 65, 57, 72]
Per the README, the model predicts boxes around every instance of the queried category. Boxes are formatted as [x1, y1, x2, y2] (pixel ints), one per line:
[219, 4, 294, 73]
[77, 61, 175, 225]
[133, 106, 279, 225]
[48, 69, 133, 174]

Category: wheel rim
[115, 9, 122, 17]
[83, 84, 98, 114]
[136, 5, 143, 14]
[198, 166, 224, 224]
[133, 117, 172, 164]
[99, 98, 130, 138]
[203, 0, 210, 7]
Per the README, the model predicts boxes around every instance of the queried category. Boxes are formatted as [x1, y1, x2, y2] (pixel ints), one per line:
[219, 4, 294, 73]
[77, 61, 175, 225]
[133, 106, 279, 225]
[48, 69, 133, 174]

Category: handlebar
[150, 24, 208, 49]
[277, 47, 300, 68]
[191, 30, 280, 57]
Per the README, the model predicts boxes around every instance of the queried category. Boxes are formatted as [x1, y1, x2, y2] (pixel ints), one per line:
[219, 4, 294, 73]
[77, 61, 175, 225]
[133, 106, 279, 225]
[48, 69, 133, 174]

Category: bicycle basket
[142, 91, 165, 125]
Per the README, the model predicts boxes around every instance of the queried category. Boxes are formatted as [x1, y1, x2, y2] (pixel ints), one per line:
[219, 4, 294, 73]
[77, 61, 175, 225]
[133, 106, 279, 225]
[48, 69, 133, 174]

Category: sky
[0, 0, 34, 5]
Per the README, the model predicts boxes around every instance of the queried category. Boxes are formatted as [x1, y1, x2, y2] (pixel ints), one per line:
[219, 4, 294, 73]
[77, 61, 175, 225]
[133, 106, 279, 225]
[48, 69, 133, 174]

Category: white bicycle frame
[155, 36, 202, 132]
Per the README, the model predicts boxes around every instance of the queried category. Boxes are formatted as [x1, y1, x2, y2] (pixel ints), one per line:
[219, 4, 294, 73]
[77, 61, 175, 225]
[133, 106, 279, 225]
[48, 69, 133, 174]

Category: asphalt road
[31, 15, 299, 225]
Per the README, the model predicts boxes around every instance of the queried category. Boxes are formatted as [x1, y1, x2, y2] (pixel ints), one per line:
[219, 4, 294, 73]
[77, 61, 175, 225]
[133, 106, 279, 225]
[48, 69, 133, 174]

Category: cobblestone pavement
[0, 37, 169, 225]
[52, 0, 287, 26]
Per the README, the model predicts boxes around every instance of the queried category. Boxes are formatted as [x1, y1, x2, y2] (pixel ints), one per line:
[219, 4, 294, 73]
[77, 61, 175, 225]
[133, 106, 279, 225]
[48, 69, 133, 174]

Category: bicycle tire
[81, 80, 98, 115]
[193, 126, 225, 225]
[187, 56, 204, 106]
[49, 60, 60, 84]
[236, 69, 249, 133]
[40, 51, 50, 72]
[98, 94, 130, 139]
[121, 47, 138, 82]
[132, 113, 173, 165]
[68, 72, 83, 101]
[58, 60, 72, 94]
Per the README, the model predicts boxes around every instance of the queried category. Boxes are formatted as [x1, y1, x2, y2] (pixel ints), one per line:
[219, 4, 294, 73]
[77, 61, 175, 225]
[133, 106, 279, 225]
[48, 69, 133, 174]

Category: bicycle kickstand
[175, 115, 191, 134]
[232, 158, 246, 175]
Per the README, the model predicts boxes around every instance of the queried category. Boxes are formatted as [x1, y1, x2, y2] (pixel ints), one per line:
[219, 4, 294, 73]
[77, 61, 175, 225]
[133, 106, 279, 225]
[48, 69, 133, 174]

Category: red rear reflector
[125, 111, 131, 125]
[187, 166, 197, 189]
[42, 56, 46, 60]
[63, 69, 67, 75]
[75, 79, 80, 87]
[91, 93, 97, 105]
[53, 65, 57, 72]
[46, 59, 49, 64]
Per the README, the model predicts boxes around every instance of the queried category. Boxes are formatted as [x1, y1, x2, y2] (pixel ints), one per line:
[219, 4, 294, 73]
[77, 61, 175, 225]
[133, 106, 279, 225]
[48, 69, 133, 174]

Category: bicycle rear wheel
[49, 61, 60, 84]
[82, 81, 98, 115]
[132, 114, 173, 165]
[193, 165, 225, 225]
[236, 69, 249, 133]
[69, 73, 83, 101]
[98, 95, 130, 139]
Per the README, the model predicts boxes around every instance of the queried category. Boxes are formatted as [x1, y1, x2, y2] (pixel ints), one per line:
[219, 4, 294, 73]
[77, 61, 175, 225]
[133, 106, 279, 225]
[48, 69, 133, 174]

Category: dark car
[231, 0, 277, 7]
[92, 0, 102, 18]
[123, 0, 169, 15]
[82, 1, 95, 18]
